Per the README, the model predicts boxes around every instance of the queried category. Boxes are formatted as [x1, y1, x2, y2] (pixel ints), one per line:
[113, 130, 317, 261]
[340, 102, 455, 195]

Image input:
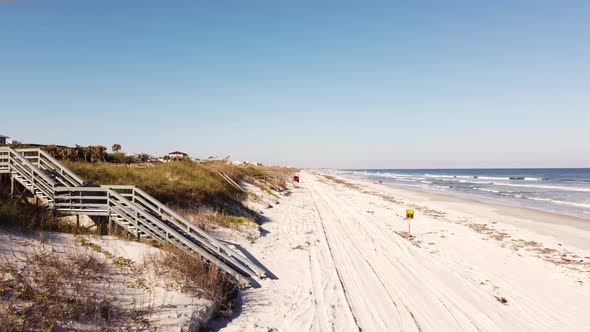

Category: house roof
[168, 151, 187, 155]
[0, 135, 9, 139]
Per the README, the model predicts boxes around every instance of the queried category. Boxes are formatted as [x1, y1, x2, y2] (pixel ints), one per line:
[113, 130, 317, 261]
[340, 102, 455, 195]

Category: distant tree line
[43, 144, 107, 163]
[11, 143, 152, 164]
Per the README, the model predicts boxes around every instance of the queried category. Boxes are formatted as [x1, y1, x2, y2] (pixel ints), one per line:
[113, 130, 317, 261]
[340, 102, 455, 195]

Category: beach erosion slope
[216, 170, 590, 332]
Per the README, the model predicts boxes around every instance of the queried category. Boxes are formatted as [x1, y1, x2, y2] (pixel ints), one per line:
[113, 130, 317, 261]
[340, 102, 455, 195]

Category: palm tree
[138, 153, 149, 163]
[96, 146, 107, 162]
[75, 145, 88, 162]
[112, 144, 122, 153]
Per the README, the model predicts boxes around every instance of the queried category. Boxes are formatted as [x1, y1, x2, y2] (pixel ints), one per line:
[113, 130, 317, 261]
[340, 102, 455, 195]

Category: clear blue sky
[1, 0, 589, 168]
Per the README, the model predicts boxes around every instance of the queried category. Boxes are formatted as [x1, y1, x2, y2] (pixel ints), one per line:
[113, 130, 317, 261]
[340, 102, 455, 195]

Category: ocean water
[336, 169, 590, 220]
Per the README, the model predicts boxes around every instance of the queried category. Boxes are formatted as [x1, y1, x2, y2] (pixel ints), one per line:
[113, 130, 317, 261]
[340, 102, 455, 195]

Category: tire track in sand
[308, 174, 496, 331]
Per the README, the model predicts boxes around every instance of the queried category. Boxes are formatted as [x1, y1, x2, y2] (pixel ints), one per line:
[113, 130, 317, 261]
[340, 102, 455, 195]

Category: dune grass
[0, 193, 91, 234]
[63, 161, 295, 221]
[145, 246, 239, 316]
[0, 247, 146, 330]
[203, 214, 258, 229]
[63, 161, 245, 210]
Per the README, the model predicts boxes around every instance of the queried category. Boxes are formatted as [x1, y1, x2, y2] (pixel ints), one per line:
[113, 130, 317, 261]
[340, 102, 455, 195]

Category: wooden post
[405, 209, 414, 237]
[10, 174, 14, 197]
[76, 215, 80, 228]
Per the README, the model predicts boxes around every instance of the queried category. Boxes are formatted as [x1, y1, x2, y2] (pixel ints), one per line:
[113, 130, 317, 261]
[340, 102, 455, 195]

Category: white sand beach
[215, 170, 590, 332]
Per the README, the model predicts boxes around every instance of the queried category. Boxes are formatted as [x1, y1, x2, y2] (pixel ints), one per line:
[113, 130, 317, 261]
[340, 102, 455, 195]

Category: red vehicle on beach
[293, 175, 300, 183]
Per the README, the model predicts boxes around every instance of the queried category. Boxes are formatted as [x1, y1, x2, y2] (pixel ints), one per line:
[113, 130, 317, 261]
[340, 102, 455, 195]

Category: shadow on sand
[218, 239, 278, 282]
[207, 291, 245, 331]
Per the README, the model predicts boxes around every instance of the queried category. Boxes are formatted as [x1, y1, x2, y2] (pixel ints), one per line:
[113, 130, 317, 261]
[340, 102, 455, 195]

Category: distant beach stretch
[216, 171, 590, 331]
[337, 169, 590, 220]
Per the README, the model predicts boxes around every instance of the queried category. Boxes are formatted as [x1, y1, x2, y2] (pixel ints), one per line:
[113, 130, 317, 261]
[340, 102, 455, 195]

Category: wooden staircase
[0, 146, 266, 288]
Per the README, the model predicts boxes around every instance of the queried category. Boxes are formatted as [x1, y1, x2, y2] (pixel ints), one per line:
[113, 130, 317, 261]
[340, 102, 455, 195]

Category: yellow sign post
[406, 209, 414, 236]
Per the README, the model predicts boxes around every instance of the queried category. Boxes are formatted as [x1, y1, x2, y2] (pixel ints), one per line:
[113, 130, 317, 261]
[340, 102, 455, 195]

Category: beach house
[0, 134, 10, 145]
[167, 151, 188, 160]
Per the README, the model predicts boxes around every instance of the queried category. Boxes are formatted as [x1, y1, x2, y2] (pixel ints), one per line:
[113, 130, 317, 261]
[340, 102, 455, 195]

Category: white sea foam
[473, 188, 500, 194]
[458, 180, 495, 185]
[366, 172, 412, 179]
[477, 176, 511, 180]
[524, 197, 590, 208]
[424, 174, 517, 181]
[492, 182, 590, 192]
[487, 192, 590, 209]
[468, 180, 494, 185]
[422, 174, 548, 181]
[424, 174, 456, 179]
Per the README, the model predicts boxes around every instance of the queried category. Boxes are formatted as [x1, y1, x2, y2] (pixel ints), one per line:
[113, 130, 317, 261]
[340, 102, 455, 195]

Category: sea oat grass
[0, 248, 147, 330]
[63, 160, 296, 227]
[145, 246, 239, 315]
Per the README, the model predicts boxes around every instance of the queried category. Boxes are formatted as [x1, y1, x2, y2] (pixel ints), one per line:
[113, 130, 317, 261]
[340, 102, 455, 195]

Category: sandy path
[214, 174, 358, 331]
[216, 171, 590, 332]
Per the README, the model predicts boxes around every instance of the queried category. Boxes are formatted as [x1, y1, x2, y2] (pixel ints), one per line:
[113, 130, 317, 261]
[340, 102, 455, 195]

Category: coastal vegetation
[0, 192, 87, 234]
[145, 246, 239, 314]
[0, 144, 295, 328]
[63, 160, 293, 222]
[0, 244, 146, 330]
